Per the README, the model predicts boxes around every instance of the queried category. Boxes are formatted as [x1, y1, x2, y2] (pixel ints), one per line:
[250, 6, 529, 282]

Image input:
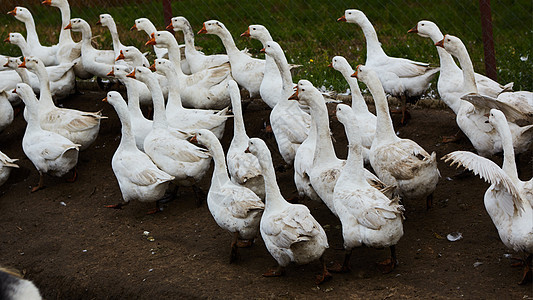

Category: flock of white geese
[0, 1, 532, 297]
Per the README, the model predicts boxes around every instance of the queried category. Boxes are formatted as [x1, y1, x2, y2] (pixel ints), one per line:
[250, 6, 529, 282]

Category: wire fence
[0, 0, 531, 92]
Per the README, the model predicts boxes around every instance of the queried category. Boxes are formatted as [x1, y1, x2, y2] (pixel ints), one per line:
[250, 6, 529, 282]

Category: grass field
[0, 0, 531, 92]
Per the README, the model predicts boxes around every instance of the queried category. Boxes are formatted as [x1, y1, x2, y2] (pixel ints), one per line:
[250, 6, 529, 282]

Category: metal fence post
[479, 0, 497, 81]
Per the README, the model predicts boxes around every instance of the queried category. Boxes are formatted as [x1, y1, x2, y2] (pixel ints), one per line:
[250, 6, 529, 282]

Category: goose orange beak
[145, 33, 156, 46]
[166, 23, 173, 30]
[288, 89, 299, 100]
[18, 59, 26, 68]
[260, 48, 265, 53]
[96, 19, 102, 26]
[107, 69, 115, 77]
[3, 61, 8, 67]
[435, 38, 445, 48]
[407, 25, 418, 34]
[189, 135, 197, 143]
[337, 15, 346, 22]
[4, 36, 10, 43]
[12, 88, 17, 94]
[126, 70, 136, 78]
[7, 8, 16, 16]
[149, 63, 156, 72]
[64, 22, 72, 30]
[240, 28, 250, 37]
[197, 23, 207, 34]
[102, 97, 107, 102]
[351, 65, 362, 78]
[327, 62, 333, 68]
[130, 24, 137, 31]
[42, 0, 52, 6]
[244, 147, 250, 153]
[116, 50, 125, 61]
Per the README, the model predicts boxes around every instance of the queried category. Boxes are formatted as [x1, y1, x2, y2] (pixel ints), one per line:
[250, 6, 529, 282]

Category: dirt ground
[0, 88, 531, 299]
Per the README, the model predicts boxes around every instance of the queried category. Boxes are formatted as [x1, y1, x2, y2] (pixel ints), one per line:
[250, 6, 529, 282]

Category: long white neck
[340, 67, 368, 113]
[180, 20, 196, 51]
[209, 138, 231, 186]
[498, 120, 519, 181]
[113, 100, 137, 150]
[163, 39, 185, 78]
[159, 67, 183, 111]
[24, 101, 41, 132]
[453, 44, 478, 94]
[14, 67, 31, 84]
[57, 3, 73, 44]
[368, 76, 398, 143]
[231, 92, 248, 143]
[270, 50, 293, 99]
[358, 18, 387, 61]
[338, 118, 366, 186]
[22, 16, 41, 47]
[106, 20, 122, 56]
[13, 40, 31, 57]
[120, 77, 145, 120]
[216, 28, 240, 55]
[427, 30, 458, 75]
[311, 99, 337, 162]
[33, 64, 55, 110]
[257, 151, 287, 211]
[142, 75, 168, 128]
[79, 24, 94, 50]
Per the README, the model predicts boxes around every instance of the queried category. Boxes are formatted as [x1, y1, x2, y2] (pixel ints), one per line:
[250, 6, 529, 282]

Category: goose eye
[157, 34, 160, 36]
[348, 12, 351, 15]
[252, 28, 256, 30]
[302, 88, 305, 91]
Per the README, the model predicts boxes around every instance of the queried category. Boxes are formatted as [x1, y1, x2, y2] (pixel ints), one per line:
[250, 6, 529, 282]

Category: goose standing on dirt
[330, 55, 376, 163]
[0, 151, 19, 187]
[150, 58, 229, 138]
[338, 9, 439, 124]
[198, 20, 264, 98]
[443, 109, 532, 285]
[246, 138, 331, 284]
[190, 129, 264, 262]
[7, 6, 59, 66]
[436, 35, 533, 156]
[354, 65, 440, 209]
[167, 16, 229, 74]
[408, 20, 513, 113]
[226, 80, 264, 199]
[264, 41, 311, 166]
[20, 57, 105, 151]
[241, 24, 281, 108]
[0, 267, 42, 300]
[331, 104, 404, 274]
[103, 91, 175, 214]
[15, 83, 79, 193]
[146, 31, 231, 109]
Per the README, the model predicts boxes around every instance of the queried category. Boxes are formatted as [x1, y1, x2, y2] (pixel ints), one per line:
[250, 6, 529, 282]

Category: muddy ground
[0, 88, 532, 299]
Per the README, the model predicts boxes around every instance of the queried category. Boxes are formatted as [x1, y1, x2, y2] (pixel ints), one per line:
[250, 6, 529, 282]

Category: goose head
[127, 66, 154, 83]
[190, 129, 218, 150]
[245, 138, 270, 161]
[132, 18, 153, 33]
[336, 103, 355, 124]
[197, 20, 226, 35]
[7, 7, 32, 23]
[4, 32, 25, 46]
[262, 40, 283, 59]
[18, 56, 45, 72]
[151, 58, 174, 74]
[168, 16, 189, 31]
[102, 91, 126, 108]
[289, 79, 321, 108]
[351, 64, 376, 84]
[42, 0, 69, 8]
[108, 64, 133, 79]
[408, 20, 441, 40]
[146, 31, 175, 48]
[4, 57, 23, 70]
[241, 25, 271, 42]
[67, 18, 90, 33]
[329, 56, 353, 74]
[435, 34, 465, 58]
[338, 9, 366, 25]
[97, 14, 115, 28]
[488, 109, 508, 132]
[119, 46, 149, 67]
[14, 83, 37, 107]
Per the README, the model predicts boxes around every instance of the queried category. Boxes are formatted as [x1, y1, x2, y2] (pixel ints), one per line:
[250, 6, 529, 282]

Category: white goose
[147, 31, 231, 109]
[15, 83, 79, 192]
[442, 109, 532, 285]
[103, 91, 175, 214]
[42, 0, 92, 79]
[408, 20, 513, 114]
[168, 16, 229, 73]
[150, 58, 229, 138]
[241, 24, 281, 108]
[66, 18, 116, 78]
[131, 18, 169, 60]
[0, 151, 19, 187]
[0, 90, 14, 133]
[291, 79, 385, 216]
[436, 35, 533, 156]
[354, 65, 440, 208]
[7, 6, 59, 66]
[115, 46, 150, 68]
[332, 104, 404, 273]
[191, 129, 264, 262]
[21, 57, 105, 151]
[246, 138, 331, 284]
[330, 55, 376, 163]
[338, 9, 439, 124]
[198, 20, 264, 97]
[226, 80, 264, 199]
[264, 41, 311, 165]
[107, 65, 152, 151]
[129, 66, 212, 190]
[0, 268, 42, 300]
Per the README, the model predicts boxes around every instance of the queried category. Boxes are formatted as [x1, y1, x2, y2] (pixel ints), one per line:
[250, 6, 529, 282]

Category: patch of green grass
[0, 0, 531, 93]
